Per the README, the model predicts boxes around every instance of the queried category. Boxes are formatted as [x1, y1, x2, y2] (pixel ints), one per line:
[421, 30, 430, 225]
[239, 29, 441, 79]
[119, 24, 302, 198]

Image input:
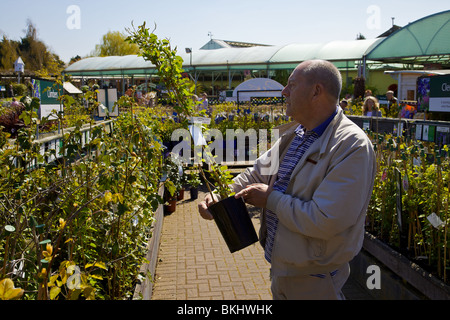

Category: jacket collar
[276, 107, 343, 156]
[281, 108, 343, 179]
[318, 107, 343, 156]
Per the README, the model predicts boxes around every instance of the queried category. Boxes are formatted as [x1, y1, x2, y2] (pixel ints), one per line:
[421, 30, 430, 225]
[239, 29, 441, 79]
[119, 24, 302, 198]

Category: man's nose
[282, 86, 289, 96]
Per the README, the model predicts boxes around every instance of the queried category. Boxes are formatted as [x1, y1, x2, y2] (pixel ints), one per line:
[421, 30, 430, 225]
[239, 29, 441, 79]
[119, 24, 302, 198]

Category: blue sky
[0, 0, 449, 63]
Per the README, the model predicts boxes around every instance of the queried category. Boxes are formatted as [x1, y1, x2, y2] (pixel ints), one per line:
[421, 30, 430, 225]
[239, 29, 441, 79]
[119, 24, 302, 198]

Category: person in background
[11, 97, 21, 108]
[198, 60, 376, 300]
[363, 96, 382, 117]
[364, 89, 373, 98]
[199, 92, 211, 115]
[386, 90, 398, 110]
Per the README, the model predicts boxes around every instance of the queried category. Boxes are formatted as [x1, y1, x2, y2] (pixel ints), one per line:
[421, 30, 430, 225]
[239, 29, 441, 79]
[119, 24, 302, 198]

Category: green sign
[32, 78, 63, 119]
[429, 75, 450, 112]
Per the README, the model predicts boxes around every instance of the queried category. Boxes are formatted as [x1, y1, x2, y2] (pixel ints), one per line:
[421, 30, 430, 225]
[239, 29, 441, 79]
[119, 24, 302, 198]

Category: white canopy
[230, 78, 284, 102]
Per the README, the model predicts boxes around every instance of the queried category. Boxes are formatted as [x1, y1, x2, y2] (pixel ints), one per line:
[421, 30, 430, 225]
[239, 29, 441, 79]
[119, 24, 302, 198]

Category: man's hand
[198, 193, 217, 220]
[234, 183, 272, 208]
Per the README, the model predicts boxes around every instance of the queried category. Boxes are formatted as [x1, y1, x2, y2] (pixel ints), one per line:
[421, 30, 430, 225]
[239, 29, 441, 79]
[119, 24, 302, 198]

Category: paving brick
[151, 188, 272, 300]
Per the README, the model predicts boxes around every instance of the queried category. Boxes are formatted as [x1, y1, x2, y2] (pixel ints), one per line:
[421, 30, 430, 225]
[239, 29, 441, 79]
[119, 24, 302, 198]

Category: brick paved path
[151, 188, 272, 300]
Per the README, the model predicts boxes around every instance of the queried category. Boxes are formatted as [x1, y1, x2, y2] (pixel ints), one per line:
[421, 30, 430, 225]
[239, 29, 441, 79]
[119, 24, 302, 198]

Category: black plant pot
[190, 187, 199, 200]
[164, 197, 176, 215]
[208, 196, 258, 253]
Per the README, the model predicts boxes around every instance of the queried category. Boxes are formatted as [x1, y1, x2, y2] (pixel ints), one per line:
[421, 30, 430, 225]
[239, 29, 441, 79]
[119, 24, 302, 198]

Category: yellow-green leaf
[104, 191, 113, 203]
[85, 262, 107, 270]
[48, 274, 59, 287]
[0, 278, 24, 300]
[49, 286, 61, 300]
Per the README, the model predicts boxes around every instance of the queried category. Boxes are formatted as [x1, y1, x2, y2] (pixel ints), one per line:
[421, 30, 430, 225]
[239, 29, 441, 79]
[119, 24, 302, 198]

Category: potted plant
[187, 170, 201, 200]
[198, 158, 259, 253]
[177, 166, 190, 201]
[127, 25, 259, 252]
[162, 156, 181, 215]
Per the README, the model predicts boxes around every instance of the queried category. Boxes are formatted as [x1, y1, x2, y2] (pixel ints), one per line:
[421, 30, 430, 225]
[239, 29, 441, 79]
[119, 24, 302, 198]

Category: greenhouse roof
[367, 10, 450, 65]
[64, 38, 382, 77]
[64, 55, 155, 77]
[271, 38, 384, 63]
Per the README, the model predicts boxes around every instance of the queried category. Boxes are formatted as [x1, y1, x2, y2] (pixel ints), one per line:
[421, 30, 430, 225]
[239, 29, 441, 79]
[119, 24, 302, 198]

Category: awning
[366, 10, 450, 66]
[63, 82, 82, 94]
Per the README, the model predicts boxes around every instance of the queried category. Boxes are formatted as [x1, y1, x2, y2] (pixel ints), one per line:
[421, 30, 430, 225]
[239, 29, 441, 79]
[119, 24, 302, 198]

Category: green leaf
[29, 216, 38, 228]
[112, 241, 119, 257]
[118, 203, 128, 216]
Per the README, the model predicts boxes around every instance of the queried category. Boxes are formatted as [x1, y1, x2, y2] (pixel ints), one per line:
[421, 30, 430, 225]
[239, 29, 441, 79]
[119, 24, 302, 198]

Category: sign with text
[32, 78, 63, 119]
[418, 75, 450, 112]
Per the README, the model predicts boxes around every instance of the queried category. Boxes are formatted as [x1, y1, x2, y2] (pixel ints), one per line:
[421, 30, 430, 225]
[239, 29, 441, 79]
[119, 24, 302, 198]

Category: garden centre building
[64, 10, 450, 101]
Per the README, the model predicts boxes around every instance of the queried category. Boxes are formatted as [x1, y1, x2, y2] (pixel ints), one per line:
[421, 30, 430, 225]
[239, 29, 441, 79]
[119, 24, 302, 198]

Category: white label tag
[427, 213, 445, 229]
[188, 125, 207, 146]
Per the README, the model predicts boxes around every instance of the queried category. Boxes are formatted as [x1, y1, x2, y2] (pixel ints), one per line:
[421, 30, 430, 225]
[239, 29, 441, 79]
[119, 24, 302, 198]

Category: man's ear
[312, 83, 323, 100]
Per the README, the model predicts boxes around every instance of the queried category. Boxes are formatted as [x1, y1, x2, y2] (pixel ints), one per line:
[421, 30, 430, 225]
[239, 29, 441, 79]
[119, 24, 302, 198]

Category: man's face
[282, 65, 314, 123]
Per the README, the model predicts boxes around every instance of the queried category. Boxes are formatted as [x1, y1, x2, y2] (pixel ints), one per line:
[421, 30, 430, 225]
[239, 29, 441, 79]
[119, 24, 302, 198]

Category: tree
[0, 35, 19, 70]
[356, 33, 366, 40]
[0, 20, 65, 75]
[19, 19, 47, 71]
[69, 55, 82, 66]
[92, 31, 140, 57]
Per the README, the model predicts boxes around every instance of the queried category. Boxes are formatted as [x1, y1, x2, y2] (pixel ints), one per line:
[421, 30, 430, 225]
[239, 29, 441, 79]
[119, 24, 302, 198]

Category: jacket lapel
[289, 109, 343, 178]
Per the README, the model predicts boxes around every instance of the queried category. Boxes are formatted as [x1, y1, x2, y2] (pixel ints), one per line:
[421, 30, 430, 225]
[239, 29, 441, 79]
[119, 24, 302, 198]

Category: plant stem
[198, 164, 216, 204]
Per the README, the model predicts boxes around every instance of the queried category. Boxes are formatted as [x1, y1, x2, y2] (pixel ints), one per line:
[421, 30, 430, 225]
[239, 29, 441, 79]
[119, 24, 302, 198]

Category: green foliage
[366, 130, 450, 283]
[188, 170, 202, 188]
[0, 100, 165, 299]
[126, 23, 239, 201]
[11, 84, 27, 96]
[0, 20, 65, 74]
[126, 22, 196, 116]
[92, 31, 140, 57]
[206, 164, 235, 200]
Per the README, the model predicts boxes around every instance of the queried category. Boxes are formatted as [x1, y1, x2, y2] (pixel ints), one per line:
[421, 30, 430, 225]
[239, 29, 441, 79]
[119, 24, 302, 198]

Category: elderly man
[199, 60, 376, 300]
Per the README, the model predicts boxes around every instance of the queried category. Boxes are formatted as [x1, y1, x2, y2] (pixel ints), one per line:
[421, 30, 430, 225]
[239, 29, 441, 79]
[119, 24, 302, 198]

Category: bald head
[296, 60, 342, 104]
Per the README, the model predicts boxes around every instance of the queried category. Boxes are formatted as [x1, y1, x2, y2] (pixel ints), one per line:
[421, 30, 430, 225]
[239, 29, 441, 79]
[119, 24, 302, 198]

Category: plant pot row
[163, 186, 200, 215]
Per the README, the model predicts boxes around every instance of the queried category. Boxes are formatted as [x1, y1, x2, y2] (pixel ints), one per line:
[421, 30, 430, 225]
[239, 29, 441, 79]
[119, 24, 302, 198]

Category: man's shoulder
[335, 114, 372, 143]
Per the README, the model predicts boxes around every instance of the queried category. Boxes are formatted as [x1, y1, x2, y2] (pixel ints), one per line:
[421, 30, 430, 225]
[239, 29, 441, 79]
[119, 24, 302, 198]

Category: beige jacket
[232, 108, 376, 276]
